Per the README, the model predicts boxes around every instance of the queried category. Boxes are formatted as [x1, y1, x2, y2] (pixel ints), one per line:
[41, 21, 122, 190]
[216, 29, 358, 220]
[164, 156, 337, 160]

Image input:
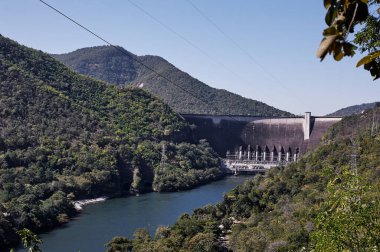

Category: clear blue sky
[1, 0, 379, 115]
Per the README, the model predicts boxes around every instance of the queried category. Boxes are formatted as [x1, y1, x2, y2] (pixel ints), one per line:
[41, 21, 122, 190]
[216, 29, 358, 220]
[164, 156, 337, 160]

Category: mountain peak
[53, 45, 293, 116]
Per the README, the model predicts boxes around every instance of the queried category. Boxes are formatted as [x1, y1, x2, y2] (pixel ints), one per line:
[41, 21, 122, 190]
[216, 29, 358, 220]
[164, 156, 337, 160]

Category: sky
[1, 0, 379, 115]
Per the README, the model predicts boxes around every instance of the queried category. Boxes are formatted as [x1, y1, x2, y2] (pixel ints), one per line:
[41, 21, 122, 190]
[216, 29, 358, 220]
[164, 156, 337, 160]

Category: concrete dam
[182, 113, 342, 160]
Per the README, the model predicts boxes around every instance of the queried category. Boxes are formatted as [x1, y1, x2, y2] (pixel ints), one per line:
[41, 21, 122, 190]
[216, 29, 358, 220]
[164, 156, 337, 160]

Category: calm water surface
[19, 176, 252, 252]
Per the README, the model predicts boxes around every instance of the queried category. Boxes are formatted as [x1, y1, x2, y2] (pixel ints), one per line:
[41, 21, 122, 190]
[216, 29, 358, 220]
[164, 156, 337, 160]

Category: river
[18, 175, 252, 252]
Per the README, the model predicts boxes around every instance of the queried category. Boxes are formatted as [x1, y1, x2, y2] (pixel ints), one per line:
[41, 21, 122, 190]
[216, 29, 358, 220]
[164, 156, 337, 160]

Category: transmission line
[37, 0, 229, 116]
[126, 0, 279, 101]
[38, 0, 291, 119]
[185, 0, 310, 106]
[126, 0, 231, 73]
[185, 0, 265, 72]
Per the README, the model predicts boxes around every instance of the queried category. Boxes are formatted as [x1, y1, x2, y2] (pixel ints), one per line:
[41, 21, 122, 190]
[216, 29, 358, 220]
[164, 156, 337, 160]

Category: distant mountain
[328, 102, 379, 117]
[52, 46, 292, 116]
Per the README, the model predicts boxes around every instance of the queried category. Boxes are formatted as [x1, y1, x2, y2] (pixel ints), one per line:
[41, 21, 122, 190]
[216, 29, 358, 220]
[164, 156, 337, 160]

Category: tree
[311, 166, 380, 251]
[132, 228, 153, 251]
[13, 229, 42, 252]
[105, 237, 133, 252]
[317, 0, 380, 80]
[186, 232, 218, 252]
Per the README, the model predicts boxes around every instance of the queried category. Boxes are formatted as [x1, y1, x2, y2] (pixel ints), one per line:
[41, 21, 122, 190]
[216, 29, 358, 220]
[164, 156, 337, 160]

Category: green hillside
[0, 35, 223, 249]
[328, 102, 379, 117]
[52, 46, 293, 116]
[107, 105, 380, 251]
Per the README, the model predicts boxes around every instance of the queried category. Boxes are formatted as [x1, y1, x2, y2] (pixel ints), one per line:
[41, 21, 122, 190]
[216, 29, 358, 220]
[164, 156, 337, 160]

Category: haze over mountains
[52, 46, 292, 116]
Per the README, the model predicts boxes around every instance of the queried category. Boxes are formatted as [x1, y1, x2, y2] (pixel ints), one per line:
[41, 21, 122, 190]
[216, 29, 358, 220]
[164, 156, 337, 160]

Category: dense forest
[106, 105, 380, 251]
[0, 35, 224, 249]
[52, 46, 292, 116]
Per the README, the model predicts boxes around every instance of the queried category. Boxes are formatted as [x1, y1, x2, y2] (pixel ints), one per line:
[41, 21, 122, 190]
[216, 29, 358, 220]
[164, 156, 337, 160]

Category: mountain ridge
[327, 102, 379, 117]
[52, 45, 293, 116]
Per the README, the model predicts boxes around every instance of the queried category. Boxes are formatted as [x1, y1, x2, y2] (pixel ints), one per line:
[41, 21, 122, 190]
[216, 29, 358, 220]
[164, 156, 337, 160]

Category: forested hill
[328, 101, 379, 116]
[0, 35, 223, 249]
[107, 105, 380, 251]
[52, 46, 292, 116]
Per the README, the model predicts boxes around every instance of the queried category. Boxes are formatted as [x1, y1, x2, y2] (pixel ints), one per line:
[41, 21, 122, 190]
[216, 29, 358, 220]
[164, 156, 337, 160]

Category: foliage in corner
[311, 165, 380, 251]
[317, 0, 380, 80]
[17, 229, 42, 252]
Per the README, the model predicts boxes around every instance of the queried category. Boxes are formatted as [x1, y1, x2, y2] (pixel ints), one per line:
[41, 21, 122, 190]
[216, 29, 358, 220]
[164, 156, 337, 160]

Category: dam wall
[182, 113, 342, 157]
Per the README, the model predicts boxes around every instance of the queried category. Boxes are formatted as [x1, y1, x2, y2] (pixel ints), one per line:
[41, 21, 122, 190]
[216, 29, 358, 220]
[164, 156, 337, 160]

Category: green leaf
[371, 50, 380, 59]
[333, 43, 344, 61]
[334, 51, 344, 61]
[356, 51, 380, 67]
[342, 42, 357, 57]
[325, 7, 337, 26]
[323, 26, 338, 36]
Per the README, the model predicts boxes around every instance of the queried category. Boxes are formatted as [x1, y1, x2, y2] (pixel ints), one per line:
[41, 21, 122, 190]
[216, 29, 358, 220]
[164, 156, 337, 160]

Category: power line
[185, 0, 309, 106]
[126, 0, 279, 102]
[37, 0, 276, 164]
[38, 0, 290, 118]
[127, 0, 223, 69]
[126, 0, 248, 82]
[186, 0, 265, 73]
[38, 0, 225, 116]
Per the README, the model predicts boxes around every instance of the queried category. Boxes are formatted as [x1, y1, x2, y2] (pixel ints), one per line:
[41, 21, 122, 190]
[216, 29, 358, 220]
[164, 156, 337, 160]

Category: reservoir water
[22, 176, 251, 252]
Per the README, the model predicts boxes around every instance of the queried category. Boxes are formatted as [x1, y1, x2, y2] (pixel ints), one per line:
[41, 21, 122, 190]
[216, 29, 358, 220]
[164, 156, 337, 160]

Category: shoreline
[71, 174, 229, 211]
[9, 175, 250, 251]
[73, 196, 108, 211]
[37, 175, 251, 252]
